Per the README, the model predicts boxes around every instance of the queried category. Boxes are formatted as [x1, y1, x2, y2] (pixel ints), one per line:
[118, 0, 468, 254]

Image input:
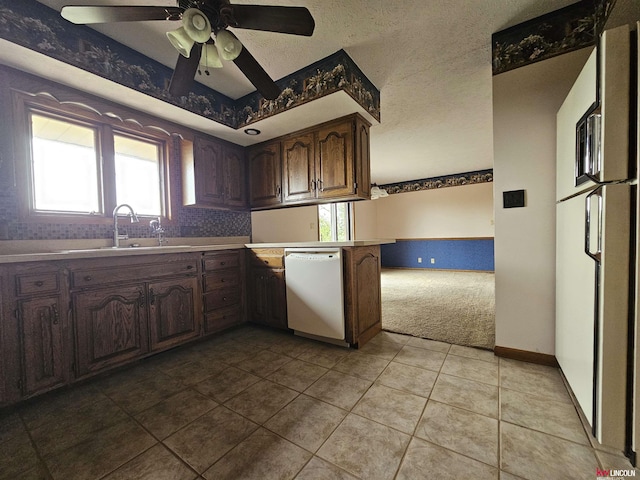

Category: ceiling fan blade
[61, 6, 183, 24]
[229, 5, 315, 36]
[168, 43, 202, 97]
[233, 46, 281, 100]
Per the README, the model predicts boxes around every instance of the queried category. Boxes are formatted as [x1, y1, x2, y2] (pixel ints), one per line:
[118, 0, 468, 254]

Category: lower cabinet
[73, 284, 149, 377]
[202, 250, 245, 335]
[343, 246, 383, 347]
[247, 249, 288, 329]
[18, 295, 66, 396]
[148, 277, 201, 351]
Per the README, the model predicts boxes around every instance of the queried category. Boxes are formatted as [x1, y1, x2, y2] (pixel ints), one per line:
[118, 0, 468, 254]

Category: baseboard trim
[494, 346, 558, 367]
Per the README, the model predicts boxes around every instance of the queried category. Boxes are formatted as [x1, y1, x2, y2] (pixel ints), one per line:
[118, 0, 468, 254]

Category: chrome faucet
[112, 204, 139, 247]
[150, 217, 167, 246]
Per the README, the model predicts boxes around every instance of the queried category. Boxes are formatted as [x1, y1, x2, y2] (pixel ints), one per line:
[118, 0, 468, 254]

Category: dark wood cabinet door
[224, 145, 247, 208]
[282, 133, 316, 202]
[249, 267, 270, 324]
[194, 135, 225, 207]
[266, 269, 288, 329]
[355, 118, 371, 199]
[148, 277, 200, 351]
[73, 285, 148, 377]
[19, 296, 66, 395]
[248, 141, 282, 207]
[316, 121, 355, 199]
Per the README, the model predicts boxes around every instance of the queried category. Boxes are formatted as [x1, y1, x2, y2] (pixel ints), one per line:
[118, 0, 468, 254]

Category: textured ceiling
[35, 0, 583, 184]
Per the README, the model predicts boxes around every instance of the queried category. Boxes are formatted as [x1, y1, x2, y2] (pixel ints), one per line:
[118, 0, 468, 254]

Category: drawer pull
[223, 297, 227, 301]
[220, 261, 226, 266]
[84, 276, 92, 282]
[34, 280, 44, 287]
[186, 265, 194, 270]
[51, 304, 59, 325]
[263, 260, 269, 264]
[221, 278, 225, 283]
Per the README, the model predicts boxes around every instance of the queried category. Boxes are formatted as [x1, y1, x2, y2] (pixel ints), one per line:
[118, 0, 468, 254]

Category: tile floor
[1, 325, 638, 480]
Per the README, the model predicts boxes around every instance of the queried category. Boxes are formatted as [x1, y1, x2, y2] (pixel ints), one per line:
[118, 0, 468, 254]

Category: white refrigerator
[555, 23, 635, 452]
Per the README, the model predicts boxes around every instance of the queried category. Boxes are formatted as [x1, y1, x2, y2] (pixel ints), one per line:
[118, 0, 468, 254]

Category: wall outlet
[430, 258, 435, 264]
[417, 257, 422, 263]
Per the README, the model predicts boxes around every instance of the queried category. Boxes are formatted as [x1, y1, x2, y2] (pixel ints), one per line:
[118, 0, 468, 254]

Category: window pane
[336, 203, 350, 241]
[114, 134, 162, 216]
[30, 113, 100, 213]
[318, 204, 332, 241]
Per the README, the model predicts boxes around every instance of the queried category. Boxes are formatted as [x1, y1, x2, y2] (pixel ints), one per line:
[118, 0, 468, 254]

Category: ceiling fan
[60, 1, 315, 99]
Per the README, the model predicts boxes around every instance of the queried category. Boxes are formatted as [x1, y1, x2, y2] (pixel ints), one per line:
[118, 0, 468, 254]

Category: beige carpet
[381, 268, 495, 350]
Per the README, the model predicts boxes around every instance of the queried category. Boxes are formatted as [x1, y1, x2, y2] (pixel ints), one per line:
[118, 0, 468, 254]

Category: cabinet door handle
[223, 297, 228, 301]
[84, 275, 92, 282]
[51, 304, 59, 325]
[138, 291, 146, 308]
[311, 180, 316, 191]
[317, 179, 324, 192]
[276, 185, 281, 197]
[263, 260, 269, 265]
[220, 261, 226, 266]
[35, 280, 44, 287]
[149, 288, 155, 306]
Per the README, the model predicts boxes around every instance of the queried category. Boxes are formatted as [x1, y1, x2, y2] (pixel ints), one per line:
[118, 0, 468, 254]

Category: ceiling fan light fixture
[166, 27, 195, 57]
[182, 8, 212, 43]
[201, 43, 222, 68]
[215, 29, 243, 61]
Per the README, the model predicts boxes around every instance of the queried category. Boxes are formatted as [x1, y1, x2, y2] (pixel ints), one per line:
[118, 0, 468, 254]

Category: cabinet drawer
[16, 273, 60, 296]
[71, 260, 198, 288]
[204, 269, 239, 291]
[204, 306, 242, 334]
[203, 252, 239, 271]
[204, 287, 241, 311]
[250, 254, 284, 268]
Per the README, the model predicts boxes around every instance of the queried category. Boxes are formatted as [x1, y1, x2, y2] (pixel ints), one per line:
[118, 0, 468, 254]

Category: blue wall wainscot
[381, 239, 495, 272]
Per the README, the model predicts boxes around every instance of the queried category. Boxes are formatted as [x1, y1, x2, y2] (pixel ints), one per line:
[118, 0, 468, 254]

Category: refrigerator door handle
[584, 186, 603, 263]
[585, 112, 602, 183]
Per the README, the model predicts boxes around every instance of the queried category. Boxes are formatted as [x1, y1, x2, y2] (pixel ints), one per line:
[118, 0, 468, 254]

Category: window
[22, 104, 169, 221]
[318, 202, 352, 241]
[30, 113, 100, 214]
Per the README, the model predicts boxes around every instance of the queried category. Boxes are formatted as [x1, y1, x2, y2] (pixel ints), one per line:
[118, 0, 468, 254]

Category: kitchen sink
[54, 245, 193, 253]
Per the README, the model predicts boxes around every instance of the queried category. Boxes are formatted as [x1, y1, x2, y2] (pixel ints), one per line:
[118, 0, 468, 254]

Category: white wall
[353, 200, 378, 240]
[493, 47, 592, 355]
[251, 206, 318, 243]
[361, 182, 494, 239]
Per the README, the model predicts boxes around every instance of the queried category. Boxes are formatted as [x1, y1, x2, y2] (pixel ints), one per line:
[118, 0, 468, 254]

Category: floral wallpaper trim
[379, 169, 493, 195]
[492, 0, 613, 75]
[0, 0, 380, 129]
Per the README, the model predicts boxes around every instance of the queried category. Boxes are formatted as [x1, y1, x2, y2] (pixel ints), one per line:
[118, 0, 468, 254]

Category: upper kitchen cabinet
[248, 140, 283, 208]
[262, 113, 372, 209]
[182, 135, 248, 210]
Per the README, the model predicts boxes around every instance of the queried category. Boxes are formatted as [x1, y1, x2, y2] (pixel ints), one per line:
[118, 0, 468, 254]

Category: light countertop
[0, 238, 394, 264]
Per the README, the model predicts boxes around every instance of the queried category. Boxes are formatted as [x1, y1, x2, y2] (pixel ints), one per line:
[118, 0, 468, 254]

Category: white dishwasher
[284, 248, 345, 342]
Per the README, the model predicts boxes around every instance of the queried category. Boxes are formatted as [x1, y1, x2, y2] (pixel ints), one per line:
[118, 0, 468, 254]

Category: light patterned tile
[134, 389, 217, 440]
[0, 435, 41, 480]
[194, 366, 260, 403]
[202, 428, 311, 480]
[224, 380, 298, 424]
[430, 373, 498, 418]
[416, 400, 498, 467]
[102, 444, 197, 480]
[356, 340, 404, 360]
[394, 345, 446, 372]
[235, 350, 293, 377]
[499, 358, 571, 404]
[295, 456, 358, 480]
[297, 343, 350, 369]
[332, 352, 390, 381]
[501, 388, 588, 445]
[353, 384, 426, 434]
[264, 395, 346, 452]
[441, 354, 498, 386]
[164, 406, 257, 473]
[304, 370, 372, 410]
[501, 422, 598, 480]
[449, 344, 498, 364]
[406, 337, 451, 353]
[267, 359, 328, 392]
[376, 361, 438, 398]
[397, 437, 498, 480]
[318, 414, 410, 480]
